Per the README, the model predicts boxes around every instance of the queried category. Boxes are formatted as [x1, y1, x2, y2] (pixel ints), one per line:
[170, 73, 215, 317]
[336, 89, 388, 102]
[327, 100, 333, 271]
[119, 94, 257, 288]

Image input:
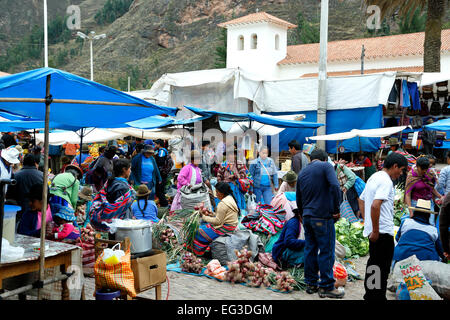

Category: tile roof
[279, 29, 450, 65]
[218, 12, 297, 29]
[300, 66, 424, 78]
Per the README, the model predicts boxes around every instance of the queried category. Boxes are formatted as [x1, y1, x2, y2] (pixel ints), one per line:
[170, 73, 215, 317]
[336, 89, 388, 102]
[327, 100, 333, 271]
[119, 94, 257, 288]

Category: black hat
[143, 144, 155, 153]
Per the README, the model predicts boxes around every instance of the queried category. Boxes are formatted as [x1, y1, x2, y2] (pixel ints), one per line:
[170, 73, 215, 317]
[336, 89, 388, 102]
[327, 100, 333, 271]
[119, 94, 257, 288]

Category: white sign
[366, 5, 381, 30]
[66, 5, 81, 30]
[412, 131, 419, 147]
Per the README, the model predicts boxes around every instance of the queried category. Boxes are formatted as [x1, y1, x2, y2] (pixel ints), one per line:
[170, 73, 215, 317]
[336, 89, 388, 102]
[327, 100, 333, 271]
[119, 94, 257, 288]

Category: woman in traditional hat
[393, 200, 445, 265]
[277, 170, 297, 194]
[131, 184, 159, 222]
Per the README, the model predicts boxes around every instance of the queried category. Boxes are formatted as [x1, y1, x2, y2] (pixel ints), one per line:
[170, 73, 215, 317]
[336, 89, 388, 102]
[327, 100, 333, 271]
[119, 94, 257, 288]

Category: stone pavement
[82, 255, 396, 300]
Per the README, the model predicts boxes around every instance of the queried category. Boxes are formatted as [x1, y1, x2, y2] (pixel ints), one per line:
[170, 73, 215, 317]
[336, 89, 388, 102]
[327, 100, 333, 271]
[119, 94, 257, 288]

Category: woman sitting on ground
[272, 208, 305, 269]
[131, 184, 159, 223]
[393, 200, 446, 265]
[190, 182, 239, 256]
[89, 159, 136, 232]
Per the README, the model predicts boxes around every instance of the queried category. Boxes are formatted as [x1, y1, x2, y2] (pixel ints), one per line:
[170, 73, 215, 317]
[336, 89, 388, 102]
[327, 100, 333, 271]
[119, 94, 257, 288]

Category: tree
[365, 0, 447, 72]
[398, 8, 427, 33]
[214, 28, 227, 68]
[293, 12, 320, 44]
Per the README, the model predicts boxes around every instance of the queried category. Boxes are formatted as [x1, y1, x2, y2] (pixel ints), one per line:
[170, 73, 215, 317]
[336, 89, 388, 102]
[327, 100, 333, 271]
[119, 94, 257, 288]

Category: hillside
[1, 0, 449, 91]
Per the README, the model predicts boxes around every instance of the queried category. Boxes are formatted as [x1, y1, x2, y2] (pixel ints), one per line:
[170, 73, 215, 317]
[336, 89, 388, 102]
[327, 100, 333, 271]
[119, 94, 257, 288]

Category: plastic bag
[102, 243, 125, 265]
[105, 219, 152, 234]
[1, 238, 25, 262]
[246, 194, 257, 216]
[333, 262, 348, 288]
[396, 255, 442, 300]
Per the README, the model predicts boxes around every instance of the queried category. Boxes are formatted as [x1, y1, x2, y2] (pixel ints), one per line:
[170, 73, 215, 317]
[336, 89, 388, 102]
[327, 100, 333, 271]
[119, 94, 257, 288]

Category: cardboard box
[131, 250, 167, 292]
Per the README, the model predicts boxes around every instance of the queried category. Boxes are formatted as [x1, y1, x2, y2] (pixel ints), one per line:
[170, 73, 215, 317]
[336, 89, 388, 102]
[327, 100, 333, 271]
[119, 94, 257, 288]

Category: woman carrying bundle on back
[89, 159, 136, 232]
[190, 182, 239, 256]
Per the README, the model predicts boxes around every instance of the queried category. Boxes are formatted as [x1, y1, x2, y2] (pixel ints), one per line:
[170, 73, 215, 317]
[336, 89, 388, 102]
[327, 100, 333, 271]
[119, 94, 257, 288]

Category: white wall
[226, 22, 288, 80]
[277, 52, 450, 79]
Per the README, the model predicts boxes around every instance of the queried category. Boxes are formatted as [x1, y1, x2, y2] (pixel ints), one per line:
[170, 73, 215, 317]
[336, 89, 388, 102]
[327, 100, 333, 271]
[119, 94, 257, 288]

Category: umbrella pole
[33, 129, 36, 147]
[38, 74, 52, 300]
[79, 128, 84, 166]
[336, 141, 338, 161]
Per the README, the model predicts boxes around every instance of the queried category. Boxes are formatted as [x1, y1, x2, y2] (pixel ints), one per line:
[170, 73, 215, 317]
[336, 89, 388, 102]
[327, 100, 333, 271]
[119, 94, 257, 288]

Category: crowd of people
[1, 128, 449, 300]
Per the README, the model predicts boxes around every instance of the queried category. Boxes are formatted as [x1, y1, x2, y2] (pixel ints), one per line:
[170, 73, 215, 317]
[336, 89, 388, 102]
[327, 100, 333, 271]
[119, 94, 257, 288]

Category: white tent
[35, 128, 125, 145]
[134, 68, 397, 113]
[307, 126, 411, 141]
[110, 127, 185, 140]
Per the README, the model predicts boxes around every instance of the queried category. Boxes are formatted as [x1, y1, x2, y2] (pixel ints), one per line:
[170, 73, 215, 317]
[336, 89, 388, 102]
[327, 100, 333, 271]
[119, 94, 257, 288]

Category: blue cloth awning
[0, 68, 177, 128]
[124, 114, 212, 129]
[426, 118, 450, 131]
[0, 120, 80, 132]
[184, 105, 324, 129]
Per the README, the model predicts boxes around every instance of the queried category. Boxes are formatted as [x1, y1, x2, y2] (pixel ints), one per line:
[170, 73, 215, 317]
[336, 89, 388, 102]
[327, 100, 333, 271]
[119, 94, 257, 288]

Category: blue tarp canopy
[0, 120, 79, 132]
[266, 106, 383, 153]
[0, 68, 177, 128]
[184, 105, 324, 129]
[124, 114, 211, 129]
[0, 111, 37, 121]
[426, 118, 450, 131]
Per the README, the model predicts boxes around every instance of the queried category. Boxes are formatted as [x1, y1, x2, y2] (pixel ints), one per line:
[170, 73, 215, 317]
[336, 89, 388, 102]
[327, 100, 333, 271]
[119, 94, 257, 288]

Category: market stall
[0, 67, 177, 300]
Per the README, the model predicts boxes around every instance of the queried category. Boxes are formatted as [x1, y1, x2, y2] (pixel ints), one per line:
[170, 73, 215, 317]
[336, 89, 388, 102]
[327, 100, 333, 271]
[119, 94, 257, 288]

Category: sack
[430, 101, 442, 116]
[94, 247, 136, 298]
[395, 255, 442, 300]
[335, 240, 346, 260]
[339, 194, 358, 223]
[180, 182, 211, 211]
[389, 260, 450, 300]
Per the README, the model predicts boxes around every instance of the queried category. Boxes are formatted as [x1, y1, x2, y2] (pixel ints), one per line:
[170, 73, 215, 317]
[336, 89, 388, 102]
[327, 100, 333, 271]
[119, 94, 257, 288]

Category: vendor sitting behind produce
[393, 200, 446, 265]
[51, 206, 81, 242]
[18, 183, 53, 238]
[272, 208, 305, 269]
[191, 182, 239, 256]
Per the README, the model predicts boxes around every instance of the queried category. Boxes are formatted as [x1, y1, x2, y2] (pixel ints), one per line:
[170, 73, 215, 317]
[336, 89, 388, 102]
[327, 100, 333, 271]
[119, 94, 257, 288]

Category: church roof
[218, 12, 297, 29]
[279, 29, 450, 65]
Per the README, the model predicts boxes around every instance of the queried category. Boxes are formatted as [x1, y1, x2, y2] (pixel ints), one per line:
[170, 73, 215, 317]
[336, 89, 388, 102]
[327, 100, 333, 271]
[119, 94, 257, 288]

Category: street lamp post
[76, 31, 106, 81]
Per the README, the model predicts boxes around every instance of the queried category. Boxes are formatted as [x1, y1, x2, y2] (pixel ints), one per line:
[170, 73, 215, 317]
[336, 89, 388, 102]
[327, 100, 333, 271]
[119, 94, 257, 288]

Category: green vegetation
[214, 29, 227, 68]
[94, 0, 134, 25]
[398, 8, 426, 34]
[293, 12, 320, 44]
[0, 15, 73, 71]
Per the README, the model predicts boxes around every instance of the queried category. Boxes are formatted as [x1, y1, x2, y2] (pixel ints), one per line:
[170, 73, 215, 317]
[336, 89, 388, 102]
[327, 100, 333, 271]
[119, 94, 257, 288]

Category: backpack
[419, 100, 430, 116]
[430, 101, 442, 116]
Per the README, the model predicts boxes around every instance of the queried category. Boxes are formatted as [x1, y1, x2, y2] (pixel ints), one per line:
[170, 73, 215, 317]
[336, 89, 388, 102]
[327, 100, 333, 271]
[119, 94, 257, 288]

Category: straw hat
[389, 137, 399, 146]
[78, 186, 93, 201]
[408, 199, 434, 214]
[136, 184, 151, 197]
[282, 171, 298, 183]
[1, 146, 20, 164]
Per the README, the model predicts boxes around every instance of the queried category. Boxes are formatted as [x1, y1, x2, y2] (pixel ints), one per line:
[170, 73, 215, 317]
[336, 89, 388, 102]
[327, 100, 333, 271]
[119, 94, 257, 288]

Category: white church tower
[218, 12, 297, 80]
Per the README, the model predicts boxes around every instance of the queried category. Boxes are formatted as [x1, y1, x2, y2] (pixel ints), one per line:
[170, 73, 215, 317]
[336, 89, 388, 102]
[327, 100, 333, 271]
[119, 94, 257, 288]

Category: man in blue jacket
[296, 148, 343, 298]
[130, 144, 162, 200]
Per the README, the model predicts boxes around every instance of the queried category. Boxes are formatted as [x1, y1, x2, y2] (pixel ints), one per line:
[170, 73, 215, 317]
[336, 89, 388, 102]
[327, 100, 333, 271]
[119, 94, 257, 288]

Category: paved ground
[81, 255, 396, 300]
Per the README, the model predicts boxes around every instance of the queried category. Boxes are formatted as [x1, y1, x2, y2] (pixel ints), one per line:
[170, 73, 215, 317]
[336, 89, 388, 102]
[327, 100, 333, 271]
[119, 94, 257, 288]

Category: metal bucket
[115, 224, 152, 254]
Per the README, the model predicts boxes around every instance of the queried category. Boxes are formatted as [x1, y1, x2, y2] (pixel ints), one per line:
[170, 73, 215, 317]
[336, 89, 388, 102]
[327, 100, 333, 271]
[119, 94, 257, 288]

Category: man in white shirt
[359, 152, 407, 300]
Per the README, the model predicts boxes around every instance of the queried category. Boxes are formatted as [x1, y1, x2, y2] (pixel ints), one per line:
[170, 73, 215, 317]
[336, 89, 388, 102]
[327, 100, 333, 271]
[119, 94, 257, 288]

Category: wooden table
[0, 235, 79, 300]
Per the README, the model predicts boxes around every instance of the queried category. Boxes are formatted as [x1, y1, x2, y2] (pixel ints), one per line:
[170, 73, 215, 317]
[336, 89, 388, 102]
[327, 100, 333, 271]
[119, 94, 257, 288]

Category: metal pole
[90, 39, 94, 81]
[38, 74, 52, 300]
[44, 0, 48, 67]
[361, 45, 365, 75]
[128, 77, 131, 93]
[79, 128, 84, 166]
[316, 0, 329, 151]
